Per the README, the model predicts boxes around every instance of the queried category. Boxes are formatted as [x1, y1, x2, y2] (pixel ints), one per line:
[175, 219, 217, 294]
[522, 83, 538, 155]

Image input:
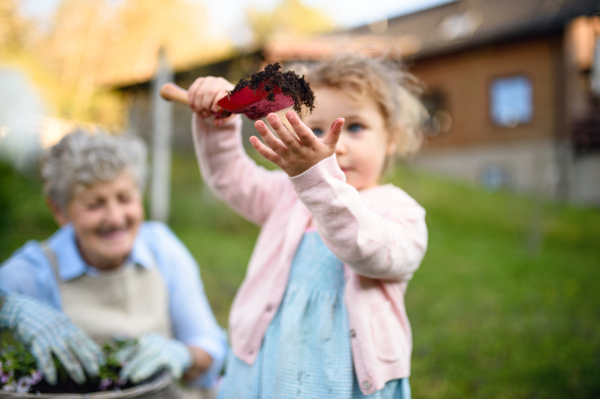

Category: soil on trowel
[230, 62, 315, 115]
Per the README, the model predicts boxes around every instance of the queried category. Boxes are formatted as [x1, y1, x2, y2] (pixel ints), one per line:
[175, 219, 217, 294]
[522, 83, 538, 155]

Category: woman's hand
[187, 77, 235, 127]
[251, 111, 344, 177]
[0, 293, 104, 385]
[115, 333, 207, 383]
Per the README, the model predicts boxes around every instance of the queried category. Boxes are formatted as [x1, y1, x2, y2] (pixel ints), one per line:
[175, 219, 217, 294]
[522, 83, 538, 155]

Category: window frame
[488, 74, 535, 128]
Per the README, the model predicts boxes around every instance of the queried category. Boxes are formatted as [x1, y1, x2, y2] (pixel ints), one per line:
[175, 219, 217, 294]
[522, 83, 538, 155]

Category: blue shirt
[0, 221, 227, 388]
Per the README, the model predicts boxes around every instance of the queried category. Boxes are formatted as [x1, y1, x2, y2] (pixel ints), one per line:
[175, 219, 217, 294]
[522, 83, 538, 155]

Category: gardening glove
[0, 293, 104, 385]
[115, 332, 192, 383]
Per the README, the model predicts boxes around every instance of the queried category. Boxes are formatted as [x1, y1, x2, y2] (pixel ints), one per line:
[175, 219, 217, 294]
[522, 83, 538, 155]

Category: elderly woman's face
[63, 171, 144, 270]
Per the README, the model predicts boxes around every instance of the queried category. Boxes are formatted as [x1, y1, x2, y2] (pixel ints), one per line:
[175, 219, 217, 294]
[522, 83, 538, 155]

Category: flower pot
[0, 372, 177, 399]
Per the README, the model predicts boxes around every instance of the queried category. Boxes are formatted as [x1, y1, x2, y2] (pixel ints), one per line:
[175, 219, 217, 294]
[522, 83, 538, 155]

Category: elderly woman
[0, 130, 227, 395]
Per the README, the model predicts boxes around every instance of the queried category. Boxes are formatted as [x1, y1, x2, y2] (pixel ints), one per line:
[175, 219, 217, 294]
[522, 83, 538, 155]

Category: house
[262, 0, 600, 205]
[115, 0, 600, 205]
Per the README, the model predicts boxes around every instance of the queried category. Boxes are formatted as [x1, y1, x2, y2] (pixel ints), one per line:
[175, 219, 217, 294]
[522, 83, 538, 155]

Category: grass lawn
[1, 152, 599, 398]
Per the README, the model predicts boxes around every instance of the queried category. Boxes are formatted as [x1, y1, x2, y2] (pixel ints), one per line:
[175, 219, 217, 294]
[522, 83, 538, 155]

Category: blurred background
[1, 0, 600, 397]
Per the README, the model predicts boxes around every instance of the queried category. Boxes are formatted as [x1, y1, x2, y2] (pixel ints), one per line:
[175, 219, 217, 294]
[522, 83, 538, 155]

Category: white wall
[411, 138, 600, 206]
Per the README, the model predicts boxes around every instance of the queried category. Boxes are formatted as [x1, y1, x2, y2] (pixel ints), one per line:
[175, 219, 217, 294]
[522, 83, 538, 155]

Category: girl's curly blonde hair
[288, 53, 427, 157]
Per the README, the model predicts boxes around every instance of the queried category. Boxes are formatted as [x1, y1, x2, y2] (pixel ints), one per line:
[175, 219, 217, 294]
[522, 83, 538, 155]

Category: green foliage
[97, 339, 137, 382]
[0, 161, 56, 257]
[0, 339, 137, 393]
[0, 342, 38, 382]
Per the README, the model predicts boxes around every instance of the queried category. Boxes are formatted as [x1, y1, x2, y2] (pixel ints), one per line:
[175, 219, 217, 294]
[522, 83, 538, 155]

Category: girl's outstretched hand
[188, 77, 234, 127]
[251, 111, 344, 177]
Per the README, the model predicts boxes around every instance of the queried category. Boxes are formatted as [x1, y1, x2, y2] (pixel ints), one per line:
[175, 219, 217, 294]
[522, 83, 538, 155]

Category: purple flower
[99, 378, 112, 391]
[2, 382, 16, 392]
[115, 378, 127, 387]
[30, 370, 43, 385]
[16, 377, 32, 393]
[1, 373, 10, 384]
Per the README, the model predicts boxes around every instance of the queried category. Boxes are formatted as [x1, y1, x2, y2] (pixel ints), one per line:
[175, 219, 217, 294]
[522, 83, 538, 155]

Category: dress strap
[40, 240, 61, 283]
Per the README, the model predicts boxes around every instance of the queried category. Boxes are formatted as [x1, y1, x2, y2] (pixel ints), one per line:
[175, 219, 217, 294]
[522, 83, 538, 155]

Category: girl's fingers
[285, 111, 318, 147]
[188, 77, 233, 116]
[254, 120, 288, 155]
[266, 113, 301, 152]
[192, 79, 211, 114]
[202, 79, 230, 114]
[323, 118, 345, 149]
[200, 80, 218, 112]
[249, 136, 283, 166]
[187, 79, 202, 110]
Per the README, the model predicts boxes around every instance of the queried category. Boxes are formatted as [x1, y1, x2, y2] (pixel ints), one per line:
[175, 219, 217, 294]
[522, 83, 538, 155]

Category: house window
[490, 75, 533, 127]
[421, 90, 452, 137]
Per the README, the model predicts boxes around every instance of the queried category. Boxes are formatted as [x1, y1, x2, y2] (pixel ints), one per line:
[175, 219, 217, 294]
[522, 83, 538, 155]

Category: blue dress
[218, 231, 411, 399]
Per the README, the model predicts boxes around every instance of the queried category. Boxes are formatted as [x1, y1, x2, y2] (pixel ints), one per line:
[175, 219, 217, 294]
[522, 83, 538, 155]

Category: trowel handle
[159, 83, 232, 117]
[160, 83, 189, 105]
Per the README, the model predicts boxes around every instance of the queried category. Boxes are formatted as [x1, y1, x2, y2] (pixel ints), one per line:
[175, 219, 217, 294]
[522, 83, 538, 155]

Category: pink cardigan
[192, 115, 428, 395]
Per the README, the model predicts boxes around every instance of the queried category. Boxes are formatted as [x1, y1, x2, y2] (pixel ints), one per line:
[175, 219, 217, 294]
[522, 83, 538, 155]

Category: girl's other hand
[188, 77, 235, 127]
[251, 111, 344, 177]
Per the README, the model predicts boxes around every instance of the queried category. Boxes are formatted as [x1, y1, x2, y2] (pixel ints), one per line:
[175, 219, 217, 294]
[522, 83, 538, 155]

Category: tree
[6, 0, 231, 127]
[0, 0, 31, 56]
[246, 0, 334, 46]
[99, 0, 230, 87]
[36, 0, 117, 123]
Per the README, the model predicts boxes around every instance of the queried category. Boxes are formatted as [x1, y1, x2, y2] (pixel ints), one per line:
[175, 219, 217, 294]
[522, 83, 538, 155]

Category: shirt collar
[48, 224, 154, 281]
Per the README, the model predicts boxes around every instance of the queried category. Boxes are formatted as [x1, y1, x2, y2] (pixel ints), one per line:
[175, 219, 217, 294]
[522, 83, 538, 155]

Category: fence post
[150, 48, 173, 222]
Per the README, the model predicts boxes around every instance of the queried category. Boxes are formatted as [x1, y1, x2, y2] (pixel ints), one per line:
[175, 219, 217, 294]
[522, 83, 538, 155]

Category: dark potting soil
[231, 62, 315, 115]
[28, 376, 136, 394]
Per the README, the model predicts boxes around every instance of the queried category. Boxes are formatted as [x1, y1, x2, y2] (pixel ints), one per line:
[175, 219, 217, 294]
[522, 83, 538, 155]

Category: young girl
[188, 54, 428, 398]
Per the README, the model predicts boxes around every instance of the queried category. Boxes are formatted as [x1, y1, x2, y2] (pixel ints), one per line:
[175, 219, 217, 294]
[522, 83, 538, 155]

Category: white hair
[42, 129, 147, 211]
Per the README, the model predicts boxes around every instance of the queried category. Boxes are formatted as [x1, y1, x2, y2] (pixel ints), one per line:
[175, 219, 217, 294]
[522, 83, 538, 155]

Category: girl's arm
[189, 77, 291, 226]
[251, 111, 427, 280]
[291, 156, 427, 280]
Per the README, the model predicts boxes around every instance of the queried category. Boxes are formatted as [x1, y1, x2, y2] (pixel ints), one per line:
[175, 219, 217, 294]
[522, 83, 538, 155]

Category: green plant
[0, 342, 41, 393]
[0, 338, 138, 394]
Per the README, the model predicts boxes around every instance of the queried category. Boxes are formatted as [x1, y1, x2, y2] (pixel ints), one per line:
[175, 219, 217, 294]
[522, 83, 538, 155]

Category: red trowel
[160, 63, 315, 120]
[160, 80, 295, 120]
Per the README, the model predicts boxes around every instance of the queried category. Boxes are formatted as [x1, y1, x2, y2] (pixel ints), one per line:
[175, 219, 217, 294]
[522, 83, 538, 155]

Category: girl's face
[304, 87, 397, 191]
[50, 171, 144, 270]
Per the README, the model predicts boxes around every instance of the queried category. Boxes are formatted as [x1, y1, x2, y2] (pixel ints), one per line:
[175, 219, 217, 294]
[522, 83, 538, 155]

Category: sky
[20, 0, 455, 40]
